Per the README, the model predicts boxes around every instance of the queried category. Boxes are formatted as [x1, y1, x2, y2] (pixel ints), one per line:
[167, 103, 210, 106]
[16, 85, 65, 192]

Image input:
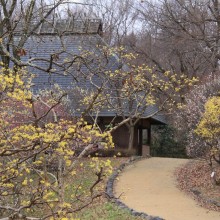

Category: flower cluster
[0, 68, 114, 219]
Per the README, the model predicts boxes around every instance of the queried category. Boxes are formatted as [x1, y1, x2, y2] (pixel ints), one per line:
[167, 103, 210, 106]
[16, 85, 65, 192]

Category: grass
[77, 201, 144, 220]
[70, 157, 145, 219]
[71, 157, 144, 220]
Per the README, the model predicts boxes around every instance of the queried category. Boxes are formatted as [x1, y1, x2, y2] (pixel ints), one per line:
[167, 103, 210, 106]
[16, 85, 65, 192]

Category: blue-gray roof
[4, 23, 166, 124]
[21, 34, 112, 90]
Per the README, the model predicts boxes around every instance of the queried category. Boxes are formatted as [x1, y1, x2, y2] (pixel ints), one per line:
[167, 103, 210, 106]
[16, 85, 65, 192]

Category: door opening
[138, 127, 151, 156]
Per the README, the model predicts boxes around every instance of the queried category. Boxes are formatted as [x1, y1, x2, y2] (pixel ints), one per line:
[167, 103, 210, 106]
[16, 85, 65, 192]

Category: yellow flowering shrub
[195, 96, 220, 184]
[195, 96, 220, 156]
[0, 68, 114, 219]
[71, 46, 197, 150]
[76, 46, 198, 116]
[195, 96, 220, 139]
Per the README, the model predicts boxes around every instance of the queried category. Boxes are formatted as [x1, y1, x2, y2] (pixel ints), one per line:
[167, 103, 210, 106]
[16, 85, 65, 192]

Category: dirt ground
[114, 157, 220, 220]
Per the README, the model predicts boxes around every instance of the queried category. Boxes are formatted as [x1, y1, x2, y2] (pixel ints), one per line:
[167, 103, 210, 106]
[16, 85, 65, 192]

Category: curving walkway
[114, 157, 220, 220]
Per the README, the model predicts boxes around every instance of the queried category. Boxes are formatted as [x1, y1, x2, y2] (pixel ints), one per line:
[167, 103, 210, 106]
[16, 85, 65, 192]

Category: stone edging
[106, 156, 165, 220]
[191, 188, 220, 207]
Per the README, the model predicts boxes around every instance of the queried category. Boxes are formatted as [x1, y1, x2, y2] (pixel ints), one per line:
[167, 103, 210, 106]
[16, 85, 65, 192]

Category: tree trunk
[128, 125, 135, 151]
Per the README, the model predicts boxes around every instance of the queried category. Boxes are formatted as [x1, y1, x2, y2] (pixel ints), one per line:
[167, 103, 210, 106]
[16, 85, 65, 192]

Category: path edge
[106, 156, 164, 220]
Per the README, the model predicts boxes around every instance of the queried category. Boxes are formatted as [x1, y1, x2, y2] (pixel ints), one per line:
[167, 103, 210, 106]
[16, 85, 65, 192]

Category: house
[8, 19, 166, 155]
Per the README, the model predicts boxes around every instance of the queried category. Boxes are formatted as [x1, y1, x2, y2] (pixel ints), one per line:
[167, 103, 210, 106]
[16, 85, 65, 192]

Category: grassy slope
[74, 157, 144, 220]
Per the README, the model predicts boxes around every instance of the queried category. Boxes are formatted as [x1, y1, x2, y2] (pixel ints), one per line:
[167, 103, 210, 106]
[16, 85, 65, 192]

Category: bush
[151, 125, 187, 158]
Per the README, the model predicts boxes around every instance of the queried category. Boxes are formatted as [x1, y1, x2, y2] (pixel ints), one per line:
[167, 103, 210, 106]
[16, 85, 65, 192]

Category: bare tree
[84, 0, 138, 46]
[133, 0, 220, 78]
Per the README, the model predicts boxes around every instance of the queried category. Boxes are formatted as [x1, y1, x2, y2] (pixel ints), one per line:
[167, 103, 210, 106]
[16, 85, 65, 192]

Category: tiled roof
[21, 34, 110, 90]
[4, 21, 166, 124]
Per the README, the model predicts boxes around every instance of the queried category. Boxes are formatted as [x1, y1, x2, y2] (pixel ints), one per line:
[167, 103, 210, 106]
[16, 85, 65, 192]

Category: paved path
[114, 157, 220, 220]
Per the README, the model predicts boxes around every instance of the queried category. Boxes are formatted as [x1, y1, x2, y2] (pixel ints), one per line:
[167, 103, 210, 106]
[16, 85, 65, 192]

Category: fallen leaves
[175, 159, 220, 212]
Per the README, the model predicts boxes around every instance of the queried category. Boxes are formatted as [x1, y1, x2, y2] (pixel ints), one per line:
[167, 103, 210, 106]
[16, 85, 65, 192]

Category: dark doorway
[138, 127, 151, 156]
